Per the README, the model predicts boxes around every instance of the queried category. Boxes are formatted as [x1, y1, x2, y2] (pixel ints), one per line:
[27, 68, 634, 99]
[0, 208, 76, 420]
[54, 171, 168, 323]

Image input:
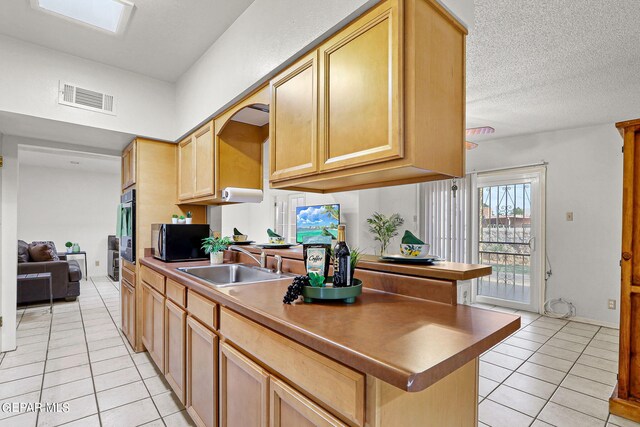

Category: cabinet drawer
[141, 265, 165, 294]
[220, 308, 364, 426]
[122, 265, 135, 287]
[187, 291, 217, 330]
[166, 279, 186, 308]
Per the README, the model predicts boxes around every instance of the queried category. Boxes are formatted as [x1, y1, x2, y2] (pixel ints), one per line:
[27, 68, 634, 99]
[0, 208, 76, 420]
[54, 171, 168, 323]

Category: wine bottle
[333, 224, 351, 287]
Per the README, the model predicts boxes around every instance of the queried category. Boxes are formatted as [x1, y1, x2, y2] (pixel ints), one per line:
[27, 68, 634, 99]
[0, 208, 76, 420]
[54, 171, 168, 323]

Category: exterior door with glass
[472, 167, 545, 312]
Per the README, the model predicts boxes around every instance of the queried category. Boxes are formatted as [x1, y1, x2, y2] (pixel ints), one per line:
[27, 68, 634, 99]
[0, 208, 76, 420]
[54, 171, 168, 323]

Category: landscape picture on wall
[295, 204, 341, 243]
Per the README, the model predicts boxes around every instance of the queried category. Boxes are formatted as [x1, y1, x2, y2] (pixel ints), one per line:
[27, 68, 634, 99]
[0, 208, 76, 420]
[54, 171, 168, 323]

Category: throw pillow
[17, 240, 30, 263]
[28, 244, 56, 262]
[31, 241, 60, 261]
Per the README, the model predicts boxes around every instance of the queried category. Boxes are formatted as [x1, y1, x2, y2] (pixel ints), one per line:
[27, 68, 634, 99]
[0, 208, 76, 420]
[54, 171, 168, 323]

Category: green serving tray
[302, 278, 362, 304]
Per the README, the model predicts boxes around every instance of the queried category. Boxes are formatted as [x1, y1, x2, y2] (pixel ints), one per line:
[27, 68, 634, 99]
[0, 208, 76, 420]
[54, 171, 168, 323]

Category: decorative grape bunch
[283, 275, 310, 304]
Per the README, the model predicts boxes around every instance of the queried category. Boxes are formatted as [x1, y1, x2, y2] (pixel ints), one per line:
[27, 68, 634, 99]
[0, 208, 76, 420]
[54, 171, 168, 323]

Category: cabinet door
[270, 51, 318, 181]
[120, 279, 135, 346]
[141, 282, 154, 354]
[318, 0, 402, 172]
[165, 299, 187, 404]
[220, 342, 269, 427]
[187, 316, 218, 427]
[122, 141, 136, 190]
[178, 136, 195, 201]
[151, 286, 165, 371]
[194, 122, 215, 198]
[270, 377, 346, 427]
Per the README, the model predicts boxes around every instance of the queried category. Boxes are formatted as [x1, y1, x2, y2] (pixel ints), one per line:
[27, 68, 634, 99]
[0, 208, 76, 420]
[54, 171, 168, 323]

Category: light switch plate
[608, 299, 616, 310]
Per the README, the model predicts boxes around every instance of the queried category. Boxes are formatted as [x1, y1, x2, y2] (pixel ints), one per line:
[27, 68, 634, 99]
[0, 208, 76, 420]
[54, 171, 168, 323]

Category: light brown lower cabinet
[186, 315, 219, 427]
[270, 377, 346, 427]
[120, 279, 135, 347]
[220, 342, 269, 427]
[165, 299, 187, 404]
[141, 282, 165, 371]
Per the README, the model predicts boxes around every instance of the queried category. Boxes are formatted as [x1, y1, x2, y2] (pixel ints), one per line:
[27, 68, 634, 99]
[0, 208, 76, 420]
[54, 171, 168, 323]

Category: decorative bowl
[400, 243, 430, 258]
[233, 234, 248, 242]
[269, 236, 285, 244]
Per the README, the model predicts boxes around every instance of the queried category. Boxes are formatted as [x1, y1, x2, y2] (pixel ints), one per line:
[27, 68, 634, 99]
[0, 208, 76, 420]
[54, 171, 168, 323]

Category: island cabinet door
[270, 377, 346, 427]
[165, 299, 186, 404]
[317, 0, 402, 173]
[220, 342, 269, 427]
[186, 315, 219, 427]
[269, 51, 319, 182]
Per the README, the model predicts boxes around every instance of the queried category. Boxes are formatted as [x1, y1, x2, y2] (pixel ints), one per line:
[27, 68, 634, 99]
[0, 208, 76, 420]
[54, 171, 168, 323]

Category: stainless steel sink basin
[177, 264, 292, 288]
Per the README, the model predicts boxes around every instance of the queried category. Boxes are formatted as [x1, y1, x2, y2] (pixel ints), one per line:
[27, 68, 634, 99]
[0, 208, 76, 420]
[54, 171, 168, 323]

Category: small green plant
[179, 215, 185, 220]
[172, 214, 178, 219]
[65, 242, 73, 249]
[350, 247, 362, 272]
[201, 236, 233, 254]
[308, 272, 325, 288]
[186, 211, 192, 218]
[366, 212, 404, 255]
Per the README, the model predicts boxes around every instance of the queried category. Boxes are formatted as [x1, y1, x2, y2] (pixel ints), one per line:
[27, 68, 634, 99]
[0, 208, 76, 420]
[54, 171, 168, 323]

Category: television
[295, 204, 341, 243]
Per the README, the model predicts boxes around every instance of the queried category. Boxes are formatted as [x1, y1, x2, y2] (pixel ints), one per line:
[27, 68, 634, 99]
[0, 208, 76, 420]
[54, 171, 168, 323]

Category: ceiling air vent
[58, 81, 115, 115]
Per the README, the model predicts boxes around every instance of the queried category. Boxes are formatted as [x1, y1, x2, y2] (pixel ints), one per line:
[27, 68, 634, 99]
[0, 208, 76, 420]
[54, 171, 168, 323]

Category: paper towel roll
[221, 187, 263, 203]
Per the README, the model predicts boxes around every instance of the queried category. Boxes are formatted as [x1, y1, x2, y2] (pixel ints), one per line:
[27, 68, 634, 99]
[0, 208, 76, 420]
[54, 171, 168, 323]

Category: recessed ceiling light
[30, 0, 134, 35]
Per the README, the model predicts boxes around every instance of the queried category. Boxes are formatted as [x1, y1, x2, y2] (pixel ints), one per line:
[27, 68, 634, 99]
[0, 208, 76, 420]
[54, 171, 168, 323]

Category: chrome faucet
[230, 245, 267, 269]
[274, 255, 283, 274]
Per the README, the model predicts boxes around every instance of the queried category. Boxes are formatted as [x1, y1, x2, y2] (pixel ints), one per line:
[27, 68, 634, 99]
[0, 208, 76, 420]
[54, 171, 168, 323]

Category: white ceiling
[466, 0, 640, 143]
[20, 146, 120, 174]
[0, 111, 134, 153]
[0, 0, 255, 82]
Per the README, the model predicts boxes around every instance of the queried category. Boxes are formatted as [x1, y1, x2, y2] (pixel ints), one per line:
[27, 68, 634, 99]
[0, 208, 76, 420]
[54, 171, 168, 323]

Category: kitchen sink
[177, 263, 292, 288]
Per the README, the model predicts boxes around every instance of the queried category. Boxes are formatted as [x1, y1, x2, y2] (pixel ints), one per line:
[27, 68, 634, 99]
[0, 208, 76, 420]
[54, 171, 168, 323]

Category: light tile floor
[0, 278, 635, 426]
[0, 276, 195, 427]
[472, 302, 633, 427]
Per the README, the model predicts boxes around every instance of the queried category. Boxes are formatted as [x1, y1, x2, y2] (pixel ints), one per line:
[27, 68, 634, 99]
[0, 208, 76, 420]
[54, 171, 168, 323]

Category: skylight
[31, 0, 134, 34]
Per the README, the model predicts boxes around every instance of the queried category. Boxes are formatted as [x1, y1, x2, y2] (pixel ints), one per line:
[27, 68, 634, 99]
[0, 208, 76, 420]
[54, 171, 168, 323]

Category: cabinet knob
[623, 252, 632, 260]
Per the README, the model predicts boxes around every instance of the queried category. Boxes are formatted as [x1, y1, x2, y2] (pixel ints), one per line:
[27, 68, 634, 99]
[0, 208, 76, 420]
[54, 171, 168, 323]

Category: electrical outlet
[95, 261, 100, 267]
[566, 212, 574, 221]
[608, 299, 617, 310]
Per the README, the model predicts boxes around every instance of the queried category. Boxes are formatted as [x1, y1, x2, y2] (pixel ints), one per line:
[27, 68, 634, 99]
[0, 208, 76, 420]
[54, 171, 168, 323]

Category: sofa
[17, 240, 82, 304]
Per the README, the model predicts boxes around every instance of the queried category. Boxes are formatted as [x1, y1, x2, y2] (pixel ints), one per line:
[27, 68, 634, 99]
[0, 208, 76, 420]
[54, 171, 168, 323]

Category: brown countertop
[140, 257, 519, 392]
[234, 245, 491, 281]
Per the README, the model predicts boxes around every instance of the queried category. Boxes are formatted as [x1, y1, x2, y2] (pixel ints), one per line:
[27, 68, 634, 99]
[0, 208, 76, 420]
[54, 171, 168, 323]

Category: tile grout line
[78, 277, 104, 427]
[35, 302, 55, 426]
[89, 277, 168, 426]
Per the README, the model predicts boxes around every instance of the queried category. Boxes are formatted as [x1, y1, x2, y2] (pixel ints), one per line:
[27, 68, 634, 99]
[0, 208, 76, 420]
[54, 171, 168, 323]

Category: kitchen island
[136, 255, 519, 427]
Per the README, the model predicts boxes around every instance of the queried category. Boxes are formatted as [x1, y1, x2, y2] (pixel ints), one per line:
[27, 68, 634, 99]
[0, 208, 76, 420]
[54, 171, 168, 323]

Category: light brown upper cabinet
[121, 140, 136, 190]
[177, 86, 268, 205]
[178, 121, 214, 202]
[269, 51, 318, 181]
[269, 0, 467, 193]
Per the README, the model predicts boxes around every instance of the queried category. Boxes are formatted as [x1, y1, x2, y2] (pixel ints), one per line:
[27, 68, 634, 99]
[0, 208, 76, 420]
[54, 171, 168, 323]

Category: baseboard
[563, 315, 619, 329]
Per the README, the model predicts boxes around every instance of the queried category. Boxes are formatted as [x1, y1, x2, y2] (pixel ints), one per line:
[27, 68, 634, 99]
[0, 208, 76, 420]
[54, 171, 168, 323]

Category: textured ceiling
[0, 0, 255, 82]
[20, 146, 120, 174]
[466, 0, 640, 143]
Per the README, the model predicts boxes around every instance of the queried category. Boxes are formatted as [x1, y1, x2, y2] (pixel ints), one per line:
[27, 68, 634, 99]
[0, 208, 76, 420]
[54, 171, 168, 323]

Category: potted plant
[350, 247, 362, 285]
[171, 214, 178, 224]
[185, 211, 193, 224]
[65, 241, 73, 253]
[366, 212, 404, 255]
[178, 215, 186, 224]
[202, 236, 232, 264]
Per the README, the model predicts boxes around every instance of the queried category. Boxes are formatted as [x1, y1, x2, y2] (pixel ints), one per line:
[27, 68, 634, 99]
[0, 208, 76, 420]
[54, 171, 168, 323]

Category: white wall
[1, 136, 18, 351]
[176, 0, 473, 137]
[467, 123, 623, 325]
[0, 35, 176, 141]
[18, 164, 120, 277]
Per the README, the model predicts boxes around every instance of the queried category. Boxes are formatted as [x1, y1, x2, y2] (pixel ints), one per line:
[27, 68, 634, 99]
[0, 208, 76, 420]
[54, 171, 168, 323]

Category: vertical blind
[421, 175, 472, 263]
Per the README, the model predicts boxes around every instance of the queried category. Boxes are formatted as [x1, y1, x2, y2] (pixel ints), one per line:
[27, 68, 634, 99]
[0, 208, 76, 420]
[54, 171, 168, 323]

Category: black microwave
[151, 224, 209, 262]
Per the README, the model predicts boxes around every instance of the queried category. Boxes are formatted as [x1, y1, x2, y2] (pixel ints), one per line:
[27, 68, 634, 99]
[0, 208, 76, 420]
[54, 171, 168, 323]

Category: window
[273, 193, 306, 242]
[31, 0, 134, 34]
[420, 177, 471, 263]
